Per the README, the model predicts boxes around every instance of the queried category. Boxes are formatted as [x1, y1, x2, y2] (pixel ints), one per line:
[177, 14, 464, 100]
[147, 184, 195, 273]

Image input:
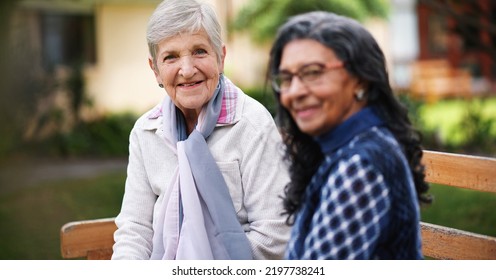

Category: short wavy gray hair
[147, 0, 223, 67]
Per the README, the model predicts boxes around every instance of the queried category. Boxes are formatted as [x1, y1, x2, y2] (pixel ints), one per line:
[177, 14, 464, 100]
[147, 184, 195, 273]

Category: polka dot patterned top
[285, 107, 423, 260]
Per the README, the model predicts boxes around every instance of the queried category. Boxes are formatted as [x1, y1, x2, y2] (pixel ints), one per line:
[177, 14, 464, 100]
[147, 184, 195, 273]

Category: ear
[148, 56, 162, 85]
[352, 78, 366, 92]
[219, 45, 226, 73]
[358, 80, 369, 92]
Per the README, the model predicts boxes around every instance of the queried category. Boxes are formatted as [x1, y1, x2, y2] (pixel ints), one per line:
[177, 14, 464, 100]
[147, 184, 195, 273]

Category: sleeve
[239, 118, 292, 260]
[111, 125, 156, 260]
[304, 154, 391, 259]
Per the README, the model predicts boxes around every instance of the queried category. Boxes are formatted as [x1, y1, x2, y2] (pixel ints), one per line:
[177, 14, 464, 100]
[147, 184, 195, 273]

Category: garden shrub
[27, 112, 137, 158]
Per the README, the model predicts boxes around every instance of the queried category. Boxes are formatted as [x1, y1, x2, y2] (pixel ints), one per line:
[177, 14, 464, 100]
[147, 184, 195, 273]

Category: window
[41, 12, 95, 71]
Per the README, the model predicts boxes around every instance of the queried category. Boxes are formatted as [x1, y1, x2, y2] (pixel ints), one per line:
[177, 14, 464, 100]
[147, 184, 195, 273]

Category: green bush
[398, 93, 496, 156]
[457, 101, 496, 155]
[26, 112, 136, 158]
[397, 93, 445, 151]
[244, 87, 277, 116]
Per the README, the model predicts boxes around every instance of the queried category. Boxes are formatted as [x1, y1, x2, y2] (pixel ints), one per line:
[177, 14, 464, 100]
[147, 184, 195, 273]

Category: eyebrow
[160, 42, 211, 56]
[278, 62, 324, 72]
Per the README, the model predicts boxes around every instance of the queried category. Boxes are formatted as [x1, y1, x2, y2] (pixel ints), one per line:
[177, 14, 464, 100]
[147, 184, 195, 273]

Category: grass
[0, 170, 126, 260]
[421, 184, 496, 237]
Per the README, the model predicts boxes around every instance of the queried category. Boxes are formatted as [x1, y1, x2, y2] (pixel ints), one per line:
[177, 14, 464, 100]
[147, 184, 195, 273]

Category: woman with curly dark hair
[268, 11, 431, 259]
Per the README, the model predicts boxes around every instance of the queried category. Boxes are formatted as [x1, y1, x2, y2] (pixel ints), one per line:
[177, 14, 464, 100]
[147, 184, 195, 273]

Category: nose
[178, 56, 196, 78]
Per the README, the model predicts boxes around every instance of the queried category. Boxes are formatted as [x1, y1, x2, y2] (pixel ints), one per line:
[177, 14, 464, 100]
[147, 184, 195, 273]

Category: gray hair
[147, 0, 223, 66]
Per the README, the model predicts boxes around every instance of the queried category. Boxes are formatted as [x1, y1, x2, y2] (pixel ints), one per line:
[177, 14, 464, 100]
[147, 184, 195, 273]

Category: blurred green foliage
[413, 96, 496, 156]
[24, 113, 136, 158]
[454, 100, 496, 155]
[244, 87, 277, 117]
[231, 0, 389, 43]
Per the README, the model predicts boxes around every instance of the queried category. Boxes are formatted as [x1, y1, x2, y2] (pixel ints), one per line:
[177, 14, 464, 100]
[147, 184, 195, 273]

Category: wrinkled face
[150, 29, 225, 119]
[278, 39, 364, 136]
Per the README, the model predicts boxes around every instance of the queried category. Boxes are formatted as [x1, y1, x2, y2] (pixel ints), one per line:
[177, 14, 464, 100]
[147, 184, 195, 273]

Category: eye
[163, 54, 178, 62]
[280, 73, 293, 82]
[300, 65, 324, 81]
[277, 72, 294, 87]
[193, 48, 208, 56]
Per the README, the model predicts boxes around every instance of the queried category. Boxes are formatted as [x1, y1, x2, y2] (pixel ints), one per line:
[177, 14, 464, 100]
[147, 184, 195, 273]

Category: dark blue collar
[314, 107, 385, 154]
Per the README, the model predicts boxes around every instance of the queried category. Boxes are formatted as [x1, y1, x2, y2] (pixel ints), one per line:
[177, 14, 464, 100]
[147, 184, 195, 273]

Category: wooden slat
[422, 150, 496, 193]
[421, 222, 496, 260]
[87, 249, 114, 260]
[60, 217, 116, 259]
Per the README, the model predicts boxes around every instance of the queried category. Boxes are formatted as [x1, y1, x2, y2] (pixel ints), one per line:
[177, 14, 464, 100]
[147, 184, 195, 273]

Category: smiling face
[150, 29, 225, 122]
[278, 39, 365, 136]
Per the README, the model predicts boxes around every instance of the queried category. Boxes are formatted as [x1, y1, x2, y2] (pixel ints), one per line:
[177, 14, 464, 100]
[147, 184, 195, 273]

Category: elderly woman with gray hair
[111, 0, 290, 260]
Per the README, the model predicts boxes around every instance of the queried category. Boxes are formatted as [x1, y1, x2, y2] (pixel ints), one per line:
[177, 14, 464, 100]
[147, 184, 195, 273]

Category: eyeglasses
[271, 62, 344, 93]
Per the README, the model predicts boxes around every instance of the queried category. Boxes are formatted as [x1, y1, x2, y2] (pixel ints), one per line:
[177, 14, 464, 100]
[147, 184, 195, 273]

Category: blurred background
[0, 0, 495, 259]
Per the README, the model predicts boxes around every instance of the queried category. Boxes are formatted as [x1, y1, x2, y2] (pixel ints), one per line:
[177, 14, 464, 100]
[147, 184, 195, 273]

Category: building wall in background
[85, 3, 163, 115]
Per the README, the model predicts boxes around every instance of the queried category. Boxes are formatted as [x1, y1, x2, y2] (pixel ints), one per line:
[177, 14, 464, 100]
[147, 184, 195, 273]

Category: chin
[184, 98, 209, 108]
[298, 126, 319, 136]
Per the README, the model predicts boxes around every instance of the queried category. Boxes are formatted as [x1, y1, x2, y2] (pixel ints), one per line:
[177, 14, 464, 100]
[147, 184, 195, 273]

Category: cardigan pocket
[216, 161, 243, 213]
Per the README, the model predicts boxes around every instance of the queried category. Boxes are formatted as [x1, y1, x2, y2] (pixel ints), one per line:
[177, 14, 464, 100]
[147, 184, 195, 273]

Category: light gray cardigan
[112, 89, 291, 260]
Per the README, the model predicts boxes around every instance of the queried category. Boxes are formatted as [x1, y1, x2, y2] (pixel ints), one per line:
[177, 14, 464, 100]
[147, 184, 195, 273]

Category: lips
[178, 81, 202, 87]
[293, 104, 320, 119]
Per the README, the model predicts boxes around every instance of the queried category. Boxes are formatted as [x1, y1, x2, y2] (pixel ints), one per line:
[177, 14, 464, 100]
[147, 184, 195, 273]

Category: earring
[158, 84, 164, 88]
[354, 89, 365, 101]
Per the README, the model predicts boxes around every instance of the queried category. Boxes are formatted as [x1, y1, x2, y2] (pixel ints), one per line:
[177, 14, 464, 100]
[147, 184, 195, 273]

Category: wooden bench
[60, 150, 496, 260]
[61, 217, 116, 260]
[410, 59, 473, 103]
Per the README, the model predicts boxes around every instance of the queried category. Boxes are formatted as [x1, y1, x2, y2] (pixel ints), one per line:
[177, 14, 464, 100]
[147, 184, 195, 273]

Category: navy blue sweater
[285, 107, 423, 259]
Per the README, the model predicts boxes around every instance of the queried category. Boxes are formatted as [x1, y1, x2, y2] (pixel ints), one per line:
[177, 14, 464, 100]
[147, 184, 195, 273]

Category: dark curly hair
[268, 11, 431, 225]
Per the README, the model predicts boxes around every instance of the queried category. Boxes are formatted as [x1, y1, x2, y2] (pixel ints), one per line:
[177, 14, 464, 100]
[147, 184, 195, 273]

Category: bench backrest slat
[60, 217, 116, 260]
[422, 150, 496, 193]
[421, 222, 496, 260]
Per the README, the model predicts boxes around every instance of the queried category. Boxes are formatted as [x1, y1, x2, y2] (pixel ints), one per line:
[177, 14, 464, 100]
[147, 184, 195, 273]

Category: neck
[185, 115, 198, 135]
[180, 108, 201, 135]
